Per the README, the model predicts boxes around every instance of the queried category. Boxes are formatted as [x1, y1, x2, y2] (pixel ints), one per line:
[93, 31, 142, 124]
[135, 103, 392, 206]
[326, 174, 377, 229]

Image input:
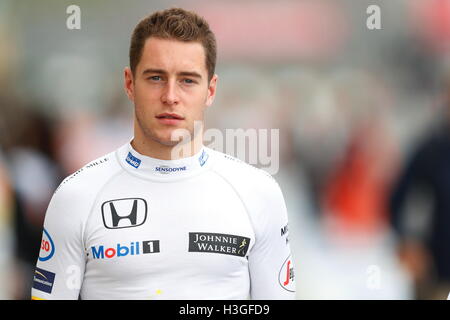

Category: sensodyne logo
[101, 198, 147, 229]
[155, 165, 187, 174]
[188, 232, 250, 257]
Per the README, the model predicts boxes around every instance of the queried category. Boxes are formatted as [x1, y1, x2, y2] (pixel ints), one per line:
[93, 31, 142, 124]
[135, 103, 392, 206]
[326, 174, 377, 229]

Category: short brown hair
[129, 7, 217, 81]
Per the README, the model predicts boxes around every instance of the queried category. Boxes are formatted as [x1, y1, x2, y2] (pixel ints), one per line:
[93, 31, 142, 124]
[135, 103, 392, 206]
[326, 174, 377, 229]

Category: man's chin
[155, 138, 181, 147]
[155, 128, 193, 146]
[153, 133, 192, 147]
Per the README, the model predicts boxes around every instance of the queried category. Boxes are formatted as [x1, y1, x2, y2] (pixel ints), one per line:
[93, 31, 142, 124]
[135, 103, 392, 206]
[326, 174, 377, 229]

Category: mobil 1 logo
[102, 198, 147, 229]
[90, 240, 160, 260]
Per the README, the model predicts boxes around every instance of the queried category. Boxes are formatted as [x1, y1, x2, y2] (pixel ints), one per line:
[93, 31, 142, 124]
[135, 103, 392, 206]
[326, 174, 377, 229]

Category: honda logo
[101, 198, 147, 229]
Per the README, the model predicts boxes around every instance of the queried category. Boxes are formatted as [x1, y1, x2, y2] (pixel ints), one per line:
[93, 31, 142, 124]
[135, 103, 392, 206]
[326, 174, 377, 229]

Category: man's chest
[82, 178, 255, 276]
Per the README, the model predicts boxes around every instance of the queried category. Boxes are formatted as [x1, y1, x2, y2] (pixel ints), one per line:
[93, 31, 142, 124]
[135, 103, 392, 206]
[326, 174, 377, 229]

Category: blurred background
[1, 0, 450, 300]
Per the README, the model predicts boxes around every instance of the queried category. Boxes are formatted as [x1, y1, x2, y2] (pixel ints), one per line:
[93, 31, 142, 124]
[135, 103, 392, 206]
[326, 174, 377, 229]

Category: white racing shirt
[31, 141, 296, 300]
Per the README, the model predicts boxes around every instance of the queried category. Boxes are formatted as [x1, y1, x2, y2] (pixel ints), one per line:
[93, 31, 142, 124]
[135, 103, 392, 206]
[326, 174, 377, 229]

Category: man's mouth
[156, 113, 184, 120]
[155, 113, 185, 125]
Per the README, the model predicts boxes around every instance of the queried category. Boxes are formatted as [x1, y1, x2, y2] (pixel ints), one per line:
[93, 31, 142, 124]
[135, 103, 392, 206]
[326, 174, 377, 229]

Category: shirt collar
[116, 140, 212, 181]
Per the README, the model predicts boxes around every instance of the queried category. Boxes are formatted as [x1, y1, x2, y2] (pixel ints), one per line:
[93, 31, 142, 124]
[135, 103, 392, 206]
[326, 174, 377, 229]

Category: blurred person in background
[1, 98, 63, 299]
[388, 73, 450, 300]
[323, 116, 399, 237]
[52, 90, 133, 176]
[296, 70, 412, 299]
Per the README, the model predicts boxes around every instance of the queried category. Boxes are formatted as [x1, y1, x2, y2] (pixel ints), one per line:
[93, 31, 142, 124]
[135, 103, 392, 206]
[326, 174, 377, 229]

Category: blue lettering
[155, 166, 186, 173]
[126, 152, 141, 169]
[117, 243, 129, 257]
[90, 241, 152, 259]
[92, 246, 104, 259]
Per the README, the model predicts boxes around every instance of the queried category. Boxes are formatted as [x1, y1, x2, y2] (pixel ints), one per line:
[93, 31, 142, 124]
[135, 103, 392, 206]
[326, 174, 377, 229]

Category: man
[31, 7, 295, 300]
[389, 107, 450, 300]
[388, 71, 450, 300]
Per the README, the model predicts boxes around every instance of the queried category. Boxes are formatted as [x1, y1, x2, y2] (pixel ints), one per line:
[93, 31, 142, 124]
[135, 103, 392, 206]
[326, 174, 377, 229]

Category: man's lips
[155, 112, 184, 120]
[155, 112, 184, 125]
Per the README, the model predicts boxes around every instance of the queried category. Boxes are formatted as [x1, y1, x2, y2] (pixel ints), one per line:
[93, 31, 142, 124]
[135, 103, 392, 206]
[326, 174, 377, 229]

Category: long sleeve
[247, 178, 296, 299]
[31, 182, 86, 300]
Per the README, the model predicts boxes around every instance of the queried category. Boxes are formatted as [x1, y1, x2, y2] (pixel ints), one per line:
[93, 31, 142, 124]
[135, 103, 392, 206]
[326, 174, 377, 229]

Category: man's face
[124, 37, 217, 146]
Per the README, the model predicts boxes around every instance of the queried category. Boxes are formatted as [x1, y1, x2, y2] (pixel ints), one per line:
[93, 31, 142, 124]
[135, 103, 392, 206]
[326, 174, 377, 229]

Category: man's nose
[161, 80, 180, 105]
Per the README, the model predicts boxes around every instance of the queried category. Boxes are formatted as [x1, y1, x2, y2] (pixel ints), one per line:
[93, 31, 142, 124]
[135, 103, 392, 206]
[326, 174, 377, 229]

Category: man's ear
[205, 74, 218, 107]
[124, 67, 135, 102]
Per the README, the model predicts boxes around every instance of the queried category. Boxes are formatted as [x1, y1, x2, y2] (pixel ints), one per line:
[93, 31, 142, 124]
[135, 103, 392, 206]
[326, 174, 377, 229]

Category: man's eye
[148, 76, 162, 81]
[184, 79, 197, 84]
[183, 78, 195, 84]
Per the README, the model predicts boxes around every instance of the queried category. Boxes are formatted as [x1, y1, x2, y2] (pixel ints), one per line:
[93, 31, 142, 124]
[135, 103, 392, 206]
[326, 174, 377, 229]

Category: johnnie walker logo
[188, 232, 250, 257]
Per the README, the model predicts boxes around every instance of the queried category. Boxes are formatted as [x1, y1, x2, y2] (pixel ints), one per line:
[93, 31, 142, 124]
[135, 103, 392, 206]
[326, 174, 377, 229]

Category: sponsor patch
[155, 165, 187, 174]
[198, 150, 209, 167]
[278, 255, 295, 292]
[101, 198, 147, 229]
[32, 267, 56, 294]
[39, 228, 55, 262]
[126, 152, 141, 168]
[90, 240, 160, 259]
[188, 232, 250, 257]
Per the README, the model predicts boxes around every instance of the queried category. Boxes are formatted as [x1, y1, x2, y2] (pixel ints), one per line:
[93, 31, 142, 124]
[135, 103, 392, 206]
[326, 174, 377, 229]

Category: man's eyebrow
[177, 71, 202, 79]
[142, 68, 166, 75]
[142, 68, 202, 79]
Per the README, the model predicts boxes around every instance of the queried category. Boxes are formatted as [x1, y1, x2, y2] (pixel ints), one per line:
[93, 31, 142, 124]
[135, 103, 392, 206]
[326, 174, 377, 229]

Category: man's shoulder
[54, 149, 121, 198]
[208, 148, 278, 190]
[43, 150, 122, 233]
[207, 149, 287, 223]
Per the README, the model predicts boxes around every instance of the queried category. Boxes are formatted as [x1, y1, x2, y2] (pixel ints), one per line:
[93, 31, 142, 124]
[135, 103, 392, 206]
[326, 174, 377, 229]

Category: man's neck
[131, 134, 203, 160]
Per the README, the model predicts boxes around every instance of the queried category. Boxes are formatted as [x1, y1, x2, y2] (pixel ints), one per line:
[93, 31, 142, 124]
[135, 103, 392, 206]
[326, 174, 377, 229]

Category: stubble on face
[131, 38, 212, 150]
[134, 109, 192, 147]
